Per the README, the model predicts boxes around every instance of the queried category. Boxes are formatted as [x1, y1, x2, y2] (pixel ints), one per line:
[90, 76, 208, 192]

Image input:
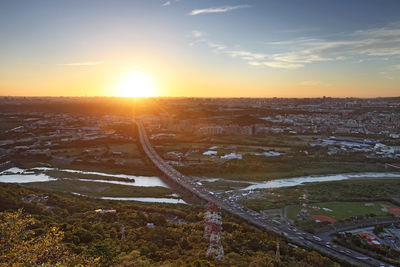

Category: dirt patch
[383, 205, 400, 216]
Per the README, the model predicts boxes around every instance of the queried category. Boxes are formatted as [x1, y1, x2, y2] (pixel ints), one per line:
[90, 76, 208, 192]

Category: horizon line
[0, 95, 399, 99]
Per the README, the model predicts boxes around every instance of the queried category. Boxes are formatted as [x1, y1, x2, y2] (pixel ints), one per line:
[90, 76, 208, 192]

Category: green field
[211, 135, 312, 147]
[287, 201, 395, 221]
[23, 180, 174, 198]
[200, 179, 252, 191]
[19, 153, 160, 177]
[0, 117, 25, 133]
[152, 134, 388, 181]
[240, 178, 400, 213]
[179, 160, 386, 181]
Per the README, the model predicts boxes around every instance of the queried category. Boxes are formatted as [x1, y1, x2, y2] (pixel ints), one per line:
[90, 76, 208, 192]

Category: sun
[115, 70, 157, 97]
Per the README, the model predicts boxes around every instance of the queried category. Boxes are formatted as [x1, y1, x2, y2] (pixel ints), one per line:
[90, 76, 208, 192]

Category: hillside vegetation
[0, 183, 339, 266]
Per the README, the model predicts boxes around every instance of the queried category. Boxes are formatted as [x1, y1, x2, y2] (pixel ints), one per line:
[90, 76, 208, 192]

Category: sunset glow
[0, 0, 399, 97]
[115, 71, 157, 97]
[1, 1, 400, 265]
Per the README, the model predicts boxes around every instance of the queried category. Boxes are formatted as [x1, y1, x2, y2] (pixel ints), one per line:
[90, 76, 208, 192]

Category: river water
[240, 172, 400, 190]
[0, 167, 186, 204]
[0, 167, 169, 188]
[100, 197, 187, 204]
[2, 167, 399, 201]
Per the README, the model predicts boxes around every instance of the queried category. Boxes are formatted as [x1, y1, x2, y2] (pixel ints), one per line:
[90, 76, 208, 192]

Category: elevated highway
[136, 120, 392, 267]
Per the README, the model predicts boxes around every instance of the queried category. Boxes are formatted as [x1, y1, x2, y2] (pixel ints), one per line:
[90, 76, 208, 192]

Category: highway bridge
[136, 120, 392, 267]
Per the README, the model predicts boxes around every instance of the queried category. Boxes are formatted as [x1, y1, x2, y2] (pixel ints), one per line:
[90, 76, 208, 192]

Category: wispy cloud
[189, 5, 250, 16]
[191, 30, 205, 38]
[261, 62, 304, 69]
[161, 0, 180, 7]
[57, 61, 103, 66]
[248, 61, 304, 69]
[226, 50, 266, 60]
[190, 23, 400, 69]
[264, 24, 400, 64]
[190, 31, 303, 69]
[207, 42, 226, 52]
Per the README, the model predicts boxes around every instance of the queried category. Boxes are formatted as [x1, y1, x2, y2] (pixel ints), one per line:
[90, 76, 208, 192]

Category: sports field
[287, 201, 397, 222]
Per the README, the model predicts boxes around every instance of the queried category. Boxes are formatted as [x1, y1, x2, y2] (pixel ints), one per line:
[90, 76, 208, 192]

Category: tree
[150, 212, 167, 226]
[187, 259, 215, 267]
[88, 241, 118, 267]
[0, 209, 99, 266]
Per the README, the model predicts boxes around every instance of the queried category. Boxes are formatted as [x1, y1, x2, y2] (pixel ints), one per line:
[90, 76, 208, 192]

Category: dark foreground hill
[0, 183, 339, 266]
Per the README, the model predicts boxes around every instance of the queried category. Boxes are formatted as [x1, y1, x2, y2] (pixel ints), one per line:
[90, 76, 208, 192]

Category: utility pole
[275, 241, 280, 263]
[121, 225, 126, 241]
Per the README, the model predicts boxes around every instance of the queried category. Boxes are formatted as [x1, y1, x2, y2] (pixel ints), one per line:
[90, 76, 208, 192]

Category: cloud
[379, 72, 394, 80]
[248, 61, 305, 69]
[57, 61, 103, 66]
[189, 5, 250, 16]
[264, 38, 320, 46]
[278, 27, 320, 33]
[264, 24, 400, 63]
[190, 31, 300, 69]
[252, 62, 304, 69]
[161, 0, 180, 7]
[301, 81, 332, 86]
[261, 62, 303, 69]
[191, 30, 205, 38]
[207, 42, 226, 52]
[355, 26, 400, 37]
[190, 31, 303, 69]
[273, 53, 331, 64]
[226, 50, 266, 60]
[190, 23, 400, 70]
[395, 64, 400, 70]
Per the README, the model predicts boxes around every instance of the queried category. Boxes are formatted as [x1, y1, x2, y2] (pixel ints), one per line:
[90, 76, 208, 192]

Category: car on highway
[313, 236, 322, 241]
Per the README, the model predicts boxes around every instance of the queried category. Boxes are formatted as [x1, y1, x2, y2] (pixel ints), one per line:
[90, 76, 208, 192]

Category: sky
[0, 0, 399, 98]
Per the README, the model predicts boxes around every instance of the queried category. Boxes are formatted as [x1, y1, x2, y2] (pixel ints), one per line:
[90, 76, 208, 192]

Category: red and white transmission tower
[297, 190, 310, 220]
[204, 202, 224, 260]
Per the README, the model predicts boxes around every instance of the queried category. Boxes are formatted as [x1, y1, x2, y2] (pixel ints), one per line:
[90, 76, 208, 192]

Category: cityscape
[1, 0, 400, 266]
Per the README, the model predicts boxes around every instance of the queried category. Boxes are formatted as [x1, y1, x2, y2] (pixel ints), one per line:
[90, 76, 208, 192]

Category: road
[136, 120, 392, 267]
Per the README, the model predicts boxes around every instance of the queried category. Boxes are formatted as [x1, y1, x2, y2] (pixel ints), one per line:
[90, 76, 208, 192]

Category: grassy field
[240, 178, 400, 212]
[108, 143, 143, 156]
[286, 201, 394, 221]
[23, 180, 174, 198]
[11, 139, 162, 177]
[200, 179, 252, 191]
[0, 117, 25, 133]
[43, 169, 138, 182]
[211, 135, 312, 147]
[240, 189, 301, 211]
[19, 153, 160, 177]
[50, 142, 143, 160]
[151, 134, 388, 181]
[178, 159, 387, 181]
[305, 178, 400, 203]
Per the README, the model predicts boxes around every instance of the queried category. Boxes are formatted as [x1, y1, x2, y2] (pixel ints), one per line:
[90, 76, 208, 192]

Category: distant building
[199, 126, 223, 135]
[359, 232, 381, 248]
